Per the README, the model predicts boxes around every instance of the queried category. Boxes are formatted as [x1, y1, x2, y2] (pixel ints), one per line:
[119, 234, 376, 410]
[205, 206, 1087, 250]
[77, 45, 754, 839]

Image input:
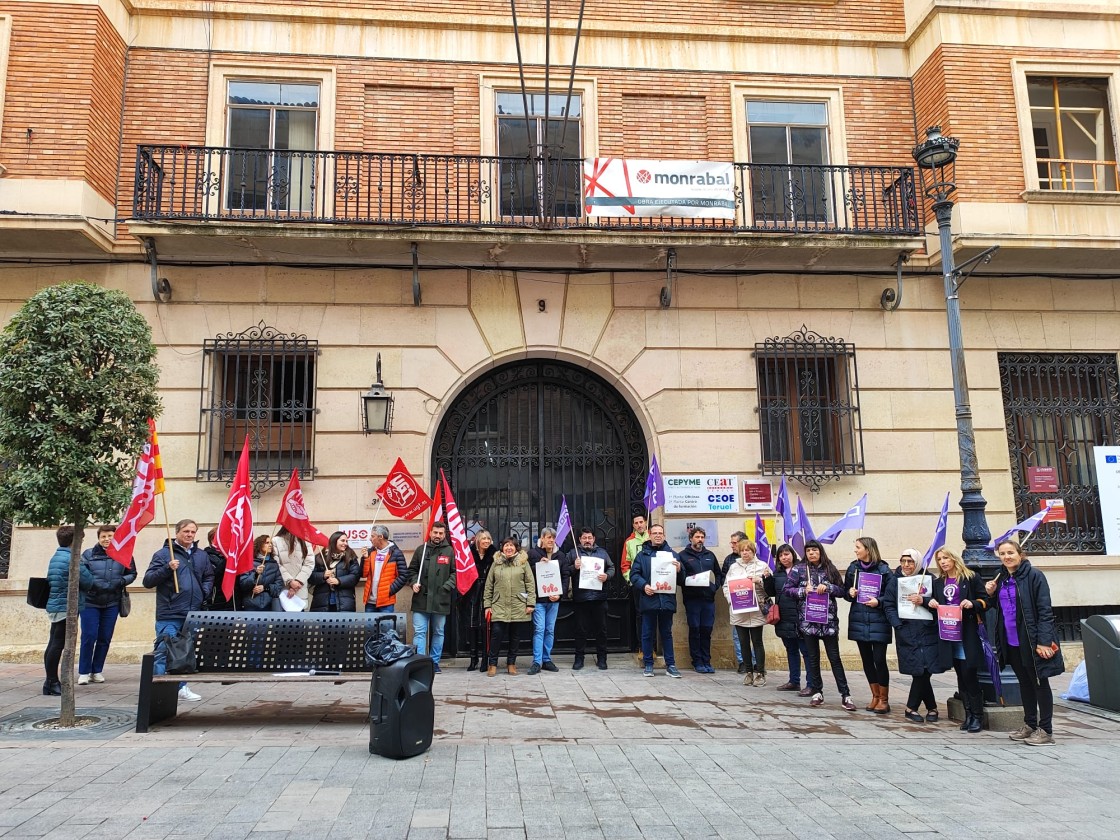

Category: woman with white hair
[894, 548, 945, 724]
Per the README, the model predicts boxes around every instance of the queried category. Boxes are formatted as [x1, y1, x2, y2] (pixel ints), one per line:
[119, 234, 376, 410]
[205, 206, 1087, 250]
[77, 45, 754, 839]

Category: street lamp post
[912, 126, 1000, 572]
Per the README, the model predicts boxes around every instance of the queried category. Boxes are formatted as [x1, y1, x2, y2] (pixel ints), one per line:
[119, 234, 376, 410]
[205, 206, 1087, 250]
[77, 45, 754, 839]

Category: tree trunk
[59, 518, 85, 727]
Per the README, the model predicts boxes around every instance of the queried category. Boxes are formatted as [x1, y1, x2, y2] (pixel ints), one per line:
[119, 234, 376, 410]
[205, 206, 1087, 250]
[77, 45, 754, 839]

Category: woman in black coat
[239, 535, 284, 611]
[309, 532, 360, 612]
[844, 536, 901, 714]
[922, 547, 985, 732]
[771, 543, 807, 691]
[981, 539, 1065, 746]
[893, 549, 944, 725]
[461, 531, 498, 671]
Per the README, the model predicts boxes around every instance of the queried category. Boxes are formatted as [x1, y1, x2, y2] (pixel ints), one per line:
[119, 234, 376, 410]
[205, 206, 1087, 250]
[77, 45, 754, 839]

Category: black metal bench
[136, 611, 405, 732]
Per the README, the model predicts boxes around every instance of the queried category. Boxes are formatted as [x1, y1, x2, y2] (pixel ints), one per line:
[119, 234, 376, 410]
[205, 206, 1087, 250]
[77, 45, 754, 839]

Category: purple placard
[937, 604, 963, 641]
[728, 577, 758, 614]
[856, 571, 882, 605]
[805, 591, 829, 624]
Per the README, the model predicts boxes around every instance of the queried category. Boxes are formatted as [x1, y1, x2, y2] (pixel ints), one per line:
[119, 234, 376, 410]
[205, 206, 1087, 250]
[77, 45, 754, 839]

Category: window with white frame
[745, 100, 831, 225]
[1027, 75, 1118, 192]
[496, 90, 583, 219]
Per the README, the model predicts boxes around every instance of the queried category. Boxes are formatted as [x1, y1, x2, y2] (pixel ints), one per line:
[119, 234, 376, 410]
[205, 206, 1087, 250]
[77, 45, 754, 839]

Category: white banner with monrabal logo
[582, 158, 736, 219]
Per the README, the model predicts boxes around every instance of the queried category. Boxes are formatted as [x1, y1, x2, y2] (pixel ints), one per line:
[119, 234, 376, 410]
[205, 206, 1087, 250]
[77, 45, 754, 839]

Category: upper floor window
[226, 81, 320, 212]
[198, 322, 318, 494]
[755, 326, 864, 492]
[1027, 76, 1118, 192]
[496, 90, 582, 219]
[746, 100, 831, 226]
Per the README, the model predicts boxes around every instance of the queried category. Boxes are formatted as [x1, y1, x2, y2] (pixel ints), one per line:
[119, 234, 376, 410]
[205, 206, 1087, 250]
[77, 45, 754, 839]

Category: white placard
[536, 560, 562, 598]
[685, 571, 713, 587]
[897, 575, 934, 621]
[664, 475, 740, 514]
[1095, 445, 1120, 556]
[338, 523, 373, 550]
[578, 555, 605, 591]
[650, 551, 678, 594]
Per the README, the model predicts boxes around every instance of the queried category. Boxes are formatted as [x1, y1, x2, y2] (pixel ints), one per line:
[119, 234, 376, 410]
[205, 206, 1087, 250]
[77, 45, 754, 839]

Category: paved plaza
[0, 658, 1116, 839]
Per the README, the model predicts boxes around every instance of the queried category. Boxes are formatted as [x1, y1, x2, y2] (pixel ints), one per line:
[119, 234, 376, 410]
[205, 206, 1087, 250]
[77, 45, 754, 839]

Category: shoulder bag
[27, 577, 50, 609]
[118, 588, 132, 618]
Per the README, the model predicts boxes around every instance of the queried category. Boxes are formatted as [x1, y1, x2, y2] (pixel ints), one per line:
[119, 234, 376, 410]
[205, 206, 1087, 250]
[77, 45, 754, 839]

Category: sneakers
[597, 659, 608, 671]
[810, 692, 824, 707]
[90, 673, 105, 684]
[743, 671, 755, 687]
[178, 686, 202, 702]
[703, 665, 716, 674]
[775, 681, 799, 691]
[542, 661, 559, 672]
[666, 665, 682, 678]
[797, 686, 814, 697]
[1025, 729, 1055, 746]
[1009, 725, 1037, 741]
[841, 696, 857, 711]
[572, 656, 585, 671]
[433, 663, 442, 674]
[527, 663, 542, 675]
[643, 664, 654, 677]
[754, 673, 766, 687]
[77, 674, 90, 686]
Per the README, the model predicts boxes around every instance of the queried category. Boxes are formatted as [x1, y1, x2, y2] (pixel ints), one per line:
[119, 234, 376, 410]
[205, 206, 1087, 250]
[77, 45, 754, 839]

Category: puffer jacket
[46, 546, 94, 613]
[981, 559, 1065, 680]
[143, 540, 214, 621]
[629, 540, 683, 613]
[309, 551, 361, 612]
[483, 551, 535, 622]
[843, 559, 901, 643]
[771, 563, 801, 640]
[204, 545, 238, 610]
[893, 568, 944, 676]
[680, 543, 722, 602]
[723, 557, 775, 628]
[784, 561, 845, 638]
[80, 543, 136, 608]
[238, 554, 284, 611]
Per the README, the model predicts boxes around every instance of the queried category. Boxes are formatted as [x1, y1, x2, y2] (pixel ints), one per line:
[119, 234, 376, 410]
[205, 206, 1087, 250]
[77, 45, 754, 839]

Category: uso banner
[583, 158, 735, 219]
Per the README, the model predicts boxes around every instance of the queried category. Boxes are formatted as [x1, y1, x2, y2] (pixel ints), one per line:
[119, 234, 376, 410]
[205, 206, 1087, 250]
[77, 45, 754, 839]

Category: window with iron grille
[999, 352, 1120, 554]
[198, 322, 318, 494]
[755, 326, 864, 491]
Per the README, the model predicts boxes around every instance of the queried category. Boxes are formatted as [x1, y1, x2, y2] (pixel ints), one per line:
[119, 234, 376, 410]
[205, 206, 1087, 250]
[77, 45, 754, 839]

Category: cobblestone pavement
[0, 660, 1115, 838]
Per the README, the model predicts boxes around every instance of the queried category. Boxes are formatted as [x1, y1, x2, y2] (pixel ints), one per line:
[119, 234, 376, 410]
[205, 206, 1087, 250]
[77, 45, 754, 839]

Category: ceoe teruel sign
[583, 158, 736, 219]
[664, 475, 741, 514]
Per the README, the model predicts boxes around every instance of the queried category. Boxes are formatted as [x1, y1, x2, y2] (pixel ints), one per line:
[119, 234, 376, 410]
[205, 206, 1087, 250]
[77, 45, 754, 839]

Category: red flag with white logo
[106, 425, 158, 567]
[375, 458, 433, 519]
[424, 478, 444, 542]
[439, 470, 478, 596]
[214, 437, 255, 601]
[276, 470, 330, 548]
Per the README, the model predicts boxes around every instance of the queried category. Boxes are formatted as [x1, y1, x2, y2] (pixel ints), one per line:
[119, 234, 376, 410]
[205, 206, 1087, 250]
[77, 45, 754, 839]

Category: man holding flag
[407, 493, 457, 673]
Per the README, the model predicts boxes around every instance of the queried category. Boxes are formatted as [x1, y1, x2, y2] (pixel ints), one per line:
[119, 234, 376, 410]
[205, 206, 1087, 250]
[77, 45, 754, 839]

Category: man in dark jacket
[43, 526, 93, 696]
[407, 522, 456, 672]
[203, 528, 237, 610]
[143, 519, 213, 701]
[680, 526, 722, 673]
[629, 524, 683, 678]
[561, 528, 614, 670]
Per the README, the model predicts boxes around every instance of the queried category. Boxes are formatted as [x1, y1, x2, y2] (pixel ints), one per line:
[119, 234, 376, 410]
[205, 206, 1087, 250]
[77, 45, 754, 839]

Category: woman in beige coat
[483, 536, 535, 675]
[722, 540, 775, 686]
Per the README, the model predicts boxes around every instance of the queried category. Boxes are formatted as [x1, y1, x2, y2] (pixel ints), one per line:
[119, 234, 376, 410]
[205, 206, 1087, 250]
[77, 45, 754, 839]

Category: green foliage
[0, 283, 161, 527]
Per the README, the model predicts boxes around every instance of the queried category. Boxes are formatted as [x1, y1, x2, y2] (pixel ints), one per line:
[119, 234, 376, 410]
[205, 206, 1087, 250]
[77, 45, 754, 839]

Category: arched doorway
[433, 359, 648, 653]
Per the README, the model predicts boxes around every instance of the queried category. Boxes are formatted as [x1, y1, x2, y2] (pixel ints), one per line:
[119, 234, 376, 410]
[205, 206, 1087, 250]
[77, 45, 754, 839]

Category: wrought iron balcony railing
[133, 145, 922, 235]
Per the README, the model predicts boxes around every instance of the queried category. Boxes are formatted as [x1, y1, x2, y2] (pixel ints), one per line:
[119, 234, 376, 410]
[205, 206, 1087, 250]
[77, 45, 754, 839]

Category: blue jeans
[365, 603, 395, 614]
[640, 610, 676, 667]
[412, 612, 447, 663]
[153, 618, 187, 689]
[79, 603, 120, 675]
[532, 601, 559, 664]
[782, 636, 808, 685]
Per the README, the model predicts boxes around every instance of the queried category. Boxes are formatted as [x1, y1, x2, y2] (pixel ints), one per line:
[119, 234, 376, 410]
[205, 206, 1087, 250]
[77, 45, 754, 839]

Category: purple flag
[555, 495, 572, 549]
[754, 512, 773, 571]
[920, 493, 950, 571]
[986, 501, 1054, 551]
[644, 455, 665, 512]
[791, 496, 815, 555]
[775, 477, 796, 543]
[816, 494, 868, 545]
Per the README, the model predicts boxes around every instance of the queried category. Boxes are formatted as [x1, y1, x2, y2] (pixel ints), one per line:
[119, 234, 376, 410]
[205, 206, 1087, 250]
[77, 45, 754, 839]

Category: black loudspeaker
[369, 654, 435, 759]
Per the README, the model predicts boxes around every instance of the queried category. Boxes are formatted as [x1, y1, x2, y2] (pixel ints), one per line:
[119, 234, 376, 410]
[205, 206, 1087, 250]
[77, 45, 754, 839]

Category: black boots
[42, 680, 62, 696]
[572, 655, 585, 671]
[468, 657, 480, 671]
[959, 699, 982, 733]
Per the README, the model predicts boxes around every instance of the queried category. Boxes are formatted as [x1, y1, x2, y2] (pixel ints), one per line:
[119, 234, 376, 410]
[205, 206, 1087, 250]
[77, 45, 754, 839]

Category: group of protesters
[44, 511, 1065, 744]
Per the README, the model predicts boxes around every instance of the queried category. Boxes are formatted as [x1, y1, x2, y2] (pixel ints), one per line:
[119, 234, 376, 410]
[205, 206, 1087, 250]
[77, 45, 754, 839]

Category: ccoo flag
[920, 493, 951, 571]
[754, 512, 773, 571]
[644, 455, 665, 512]
[775, 477, 798, 544]
[555, 495, 573, 549]
[986, 501, 1055, 551]
[816, 494, 868, 545]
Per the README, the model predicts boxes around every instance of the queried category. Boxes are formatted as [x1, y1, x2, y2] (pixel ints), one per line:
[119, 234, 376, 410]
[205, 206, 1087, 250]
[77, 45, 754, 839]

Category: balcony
[129, 146, 922, 271]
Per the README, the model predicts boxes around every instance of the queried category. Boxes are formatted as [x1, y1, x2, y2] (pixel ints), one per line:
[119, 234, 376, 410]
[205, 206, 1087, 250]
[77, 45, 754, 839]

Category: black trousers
[906, 672, 937, 711]
[1008, 651, 1054, 734]
[857, 640, 891, 686]
[736, 625, 766, 674]
[488, 621, 523, 666]
[953, 660, 983, 715]
[804, 635, 850, 696]
[44, 618, 67, 683]
[572, 600, 608, 659]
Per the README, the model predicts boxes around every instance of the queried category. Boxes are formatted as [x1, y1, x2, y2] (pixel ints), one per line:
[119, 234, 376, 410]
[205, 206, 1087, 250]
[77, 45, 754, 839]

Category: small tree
[0, 283, 160, 726]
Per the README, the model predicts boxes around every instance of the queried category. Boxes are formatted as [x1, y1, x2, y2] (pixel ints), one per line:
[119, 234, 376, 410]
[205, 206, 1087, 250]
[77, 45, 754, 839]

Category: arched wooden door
[433, 359, 648, 652]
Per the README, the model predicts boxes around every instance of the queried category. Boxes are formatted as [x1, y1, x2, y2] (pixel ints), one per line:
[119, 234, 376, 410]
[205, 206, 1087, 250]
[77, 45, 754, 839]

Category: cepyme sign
[583, 158, 736, 219]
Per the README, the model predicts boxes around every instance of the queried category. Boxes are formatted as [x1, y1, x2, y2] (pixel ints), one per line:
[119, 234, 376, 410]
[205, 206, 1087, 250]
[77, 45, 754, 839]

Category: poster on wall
[664, 518, 720, 552]
[742, 480, 774, 511]
[338, 523, 373, 551]
[1093, 446, 1120, 556]
[664, 475, 740, 514]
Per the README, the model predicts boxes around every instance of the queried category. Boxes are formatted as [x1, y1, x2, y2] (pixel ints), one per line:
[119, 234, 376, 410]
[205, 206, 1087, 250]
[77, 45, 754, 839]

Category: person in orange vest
[362, 525, 408, 614]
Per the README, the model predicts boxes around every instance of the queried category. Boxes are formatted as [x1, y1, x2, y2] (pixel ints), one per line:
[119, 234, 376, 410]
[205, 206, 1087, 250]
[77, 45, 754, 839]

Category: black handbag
[27, 577, 50, 609]
[118, 589, 132, 618]
[160, 632, 197, 674]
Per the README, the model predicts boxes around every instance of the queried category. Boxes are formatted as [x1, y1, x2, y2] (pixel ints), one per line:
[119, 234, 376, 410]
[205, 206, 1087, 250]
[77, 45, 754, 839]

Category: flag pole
[160, 493, 178, 593]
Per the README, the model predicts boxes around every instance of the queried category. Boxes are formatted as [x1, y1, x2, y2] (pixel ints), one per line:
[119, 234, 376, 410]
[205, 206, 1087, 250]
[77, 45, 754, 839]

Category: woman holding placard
[483, 536, 535, 676]
[722, 539, 774, 686]
[923, 547, 985, 732]
[893, 549, 943, 724]
[771, 544, 808, 692]
[844, 536, 901, 714]
[784, 540, 855, 710]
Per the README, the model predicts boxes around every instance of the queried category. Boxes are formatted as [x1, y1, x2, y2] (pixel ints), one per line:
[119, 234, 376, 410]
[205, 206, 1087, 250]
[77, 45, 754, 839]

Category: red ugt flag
[424, 477, 444, 542]
[439, 470, 478, 596]
[214, 437, 254, 600]
[375, 458, 433, 519]
[106, 424, 158, 567]
[276, 470, 330, 548]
